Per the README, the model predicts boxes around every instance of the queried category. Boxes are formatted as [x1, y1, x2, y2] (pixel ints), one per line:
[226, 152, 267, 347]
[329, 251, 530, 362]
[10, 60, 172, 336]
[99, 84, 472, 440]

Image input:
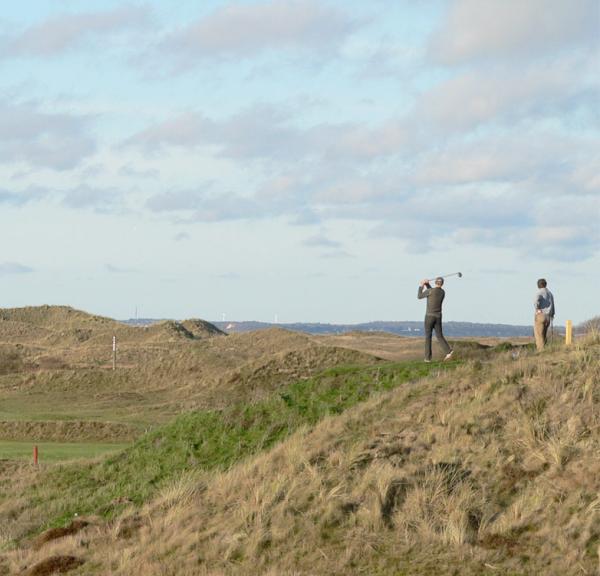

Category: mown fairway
[0, 441, 130, 463]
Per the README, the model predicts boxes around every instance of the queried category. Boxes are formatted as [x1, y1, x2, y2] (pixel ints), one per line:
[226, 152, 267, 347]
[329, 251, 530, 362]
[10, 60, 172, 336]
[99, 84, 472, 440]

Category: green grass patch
[0, 370, 172, 427]
[0, 441, 130, 462]
[23, 360, 457, 531]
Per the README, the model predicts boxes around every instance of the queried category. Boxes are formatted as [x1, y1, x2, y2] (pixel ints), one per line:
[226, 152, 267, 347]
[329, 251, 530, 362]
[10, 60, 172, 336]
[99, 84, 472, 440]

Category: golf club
[427, 271, 463, 280]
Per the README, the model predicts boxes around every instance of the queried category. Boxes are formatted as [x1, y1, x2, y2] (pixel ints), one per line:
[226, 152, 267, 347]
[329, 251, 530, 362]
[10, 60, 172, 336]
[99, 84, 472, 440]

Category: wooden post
[33, 445, 38, 466]
[112, 335, 117, 370]
[565, 320, 573, 346]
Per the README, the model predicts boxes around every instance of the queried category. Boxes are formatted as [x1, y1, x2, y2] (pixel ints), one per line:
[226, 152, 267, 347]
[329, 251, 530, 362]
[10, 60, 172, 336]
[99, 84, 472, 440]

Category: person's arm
[418, 279, 432, 299]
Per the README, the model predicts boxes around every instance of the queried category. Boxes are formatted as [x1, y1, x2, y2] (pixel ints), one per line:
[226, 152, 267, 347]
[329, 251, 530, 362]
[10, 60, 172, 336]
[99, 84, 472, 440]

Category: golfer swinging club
[418, 277, 453, 362]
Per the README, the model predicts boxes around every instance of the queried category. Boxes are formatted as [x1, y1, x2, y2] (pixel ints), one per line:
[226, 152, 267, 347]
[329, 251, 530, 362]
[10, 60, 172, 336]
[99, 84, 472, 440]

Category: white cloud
[0, 262, 33, 275]
[173, 232, 190, 242]
[123, 107, 299, 159]
[303, 232, 354, 259]
[73, 2, 600, 266]
[61, 185, 125, 213]
[416, 55, 596, 133]
[319, 248, 354, 260]
[303, 233, 342, 249]
[124, 112, 213, 152]
[127, 102, 599, 262]
[319, 173, 600, 261]
[146, 188, 213, 212]
[430, 0, 598, 64]
[570, 155, 600, 195]
[162, 0, 357, 65]
[118, 163, 160, 179]
[105, 264, 138, 274]
[0, 99, 96, 169]
[311, 121, 410, 161]
[0, 186, 47, 205]
[146, 188, 267, 222]
[411, 132, 598, 190]
[124, 105, 410, 163]
[389, 185, 530, 230]
[0, 5, 152, 59]
[313, 176, 392, 204]
[452, 220, 598, 262]
[8, 183, 126, 213]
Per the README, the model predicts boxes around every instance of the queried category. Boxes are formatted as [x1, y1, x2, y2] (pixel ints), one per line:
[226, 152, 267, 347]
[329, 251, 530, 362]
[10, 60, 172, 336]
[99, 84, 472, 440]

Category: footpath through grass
[0, 441, 130, 463]
[22, 360, 457, 532]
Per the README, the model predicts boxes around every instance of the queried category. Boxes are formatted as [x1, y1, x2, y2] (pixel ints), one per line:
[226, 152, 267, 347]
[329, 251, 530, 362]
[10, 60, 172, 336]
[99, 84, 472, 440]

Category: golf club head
[457, 272, 463, 278]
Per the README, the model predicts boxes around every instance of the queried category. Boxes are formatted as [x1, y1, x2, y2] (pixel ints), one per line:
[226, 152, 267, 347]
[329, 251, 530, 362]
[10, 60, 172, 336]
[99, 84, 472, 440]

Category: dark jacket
[418, 284, 445, 317]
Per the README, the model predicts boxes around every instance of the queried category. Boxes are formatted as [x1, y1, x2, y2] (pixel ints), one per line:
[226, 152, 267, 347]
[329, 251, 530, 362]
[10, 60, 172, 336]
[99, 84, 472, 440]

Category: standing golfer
[418, 277, 453, 362]
[534, 278, 555, 351]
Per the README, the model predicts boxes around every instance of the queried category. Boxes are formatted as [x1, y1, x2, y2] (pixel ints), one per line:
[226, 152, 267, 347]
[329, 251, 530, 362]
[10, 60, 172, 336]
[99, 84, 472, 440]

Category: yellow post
[565, 320, 573, 346]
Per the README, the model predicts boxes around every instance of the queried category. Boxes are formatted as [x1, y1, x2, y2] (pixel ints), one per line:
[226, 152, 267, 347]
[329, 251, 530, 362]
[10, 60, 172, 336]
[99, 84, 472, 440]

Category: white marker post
[112, 335, 117, 370]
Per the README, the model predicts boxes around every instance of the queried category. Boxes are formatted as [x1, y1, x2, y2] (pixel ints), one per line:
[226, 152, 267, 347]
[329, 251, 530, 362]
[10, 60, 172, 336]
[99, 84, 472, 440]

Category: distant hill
[217, 320, 535, 337]
[124, 318, 534, 337]
[0, 305, 113, 329]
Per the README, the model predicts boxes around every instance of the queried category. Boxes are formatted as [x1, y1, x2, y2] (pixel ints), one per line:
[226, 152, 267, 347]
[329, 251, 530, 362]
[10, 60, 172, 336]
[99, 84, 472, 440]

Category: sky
[0, 0, 598, 325]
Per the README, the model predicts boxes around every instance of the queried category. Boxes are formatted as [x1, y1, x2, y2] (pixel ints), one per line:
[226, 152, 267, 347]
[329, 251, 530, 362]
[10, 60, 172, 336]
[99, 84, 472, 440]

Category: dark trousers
[424, 314, 451, 360]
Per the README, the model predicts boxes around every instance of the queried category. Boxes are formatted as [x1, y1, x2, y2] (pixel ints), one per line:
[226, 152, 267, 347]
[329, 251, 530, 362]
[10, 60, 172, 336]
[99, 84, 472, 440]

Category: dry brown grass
[3, 334, 598, 575]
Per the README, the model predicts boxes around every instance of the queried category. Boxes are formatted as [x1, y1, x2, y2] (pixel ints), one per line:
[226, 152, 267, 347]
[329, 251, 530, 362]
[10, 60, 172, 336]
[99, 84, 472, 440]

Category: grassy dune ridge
[3, 336, 598, 576]
[1, 360, 455, 541]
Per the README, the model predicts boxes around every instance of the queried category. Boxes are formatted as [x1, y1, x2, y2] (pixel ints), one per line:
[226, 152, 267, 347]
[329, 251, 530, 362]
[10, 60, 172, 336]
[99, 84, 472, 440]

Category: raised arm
[418, 279, 432, 299]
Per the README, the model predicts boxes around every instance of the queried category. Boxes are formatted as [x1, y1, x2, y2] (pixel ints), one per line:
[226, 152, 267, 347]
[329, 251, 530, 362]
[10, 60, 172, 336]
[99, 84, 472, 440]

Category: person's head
[435, 277, 444, 287]
[537, 278, 547, 289]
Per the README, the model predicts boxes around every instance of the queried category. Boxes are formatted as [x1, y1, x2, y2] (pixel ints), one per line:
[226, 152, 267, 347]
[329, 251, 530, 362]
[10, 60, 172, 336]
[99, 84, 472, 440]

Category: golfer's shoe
[443, 350, 454, 361]
[424, 359, 431, 363]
